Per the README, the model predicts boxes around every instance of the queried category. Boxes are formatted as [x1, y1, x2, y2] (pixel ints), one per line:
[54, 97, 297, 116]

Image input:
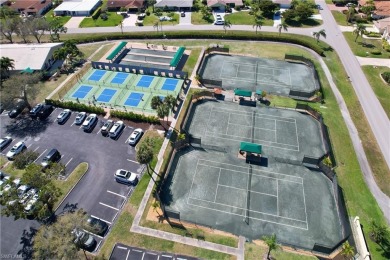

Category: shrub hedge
[66, 30, 325, 56]
[370, 49, 382, 55]
[45, 99, 106, 115]
[381, 72, 390, 84]
[92, 7, 102, 20]
[110, 110, 160, 124]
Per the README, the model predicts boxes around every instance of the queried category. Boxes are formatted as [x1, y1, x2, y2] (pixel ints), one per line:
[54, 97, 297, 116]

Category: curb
[54, 162, 89, 212]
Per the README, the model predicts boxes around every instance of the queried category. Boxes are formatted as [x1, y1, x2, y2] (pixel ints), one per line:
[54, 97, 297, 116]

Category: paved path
[356, 56, 390, 67]
[64, 16, 85, 29]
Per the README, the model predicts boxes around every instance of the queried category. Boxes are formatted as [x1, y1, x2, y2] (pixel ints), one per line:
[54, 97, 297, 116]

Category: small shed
[234, 88, 252, 97]
[239, 142, 262, 155]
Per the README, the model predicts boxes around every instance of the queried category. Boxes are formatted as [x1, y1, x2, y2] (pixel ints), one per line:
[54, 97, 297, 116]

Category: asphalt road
[0, 108, 145, 256]
[110, 243, 199, 260]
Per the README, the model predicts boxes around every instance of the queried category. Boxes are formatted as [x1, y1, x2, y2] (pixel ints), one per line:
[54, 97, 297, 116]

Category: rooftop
[106, 0, 144, 9]
[154, 0, 193, 8]
[207, 0, 243, 6]
[7, 0, 52, 13]
[54, 0, 100, 12]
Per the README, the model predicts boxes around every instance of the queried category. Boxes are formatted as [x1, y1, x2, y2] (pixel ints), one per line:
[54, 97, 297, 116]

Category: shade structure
[240, 142, 262, 154]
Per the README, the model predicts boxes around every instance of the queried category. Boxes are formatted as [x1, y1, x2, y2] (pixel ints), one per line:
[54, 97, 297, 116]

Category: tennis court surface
[199, 54, 319, 96]
[184, 100, 327, 162]
[161, 149, 344, 249]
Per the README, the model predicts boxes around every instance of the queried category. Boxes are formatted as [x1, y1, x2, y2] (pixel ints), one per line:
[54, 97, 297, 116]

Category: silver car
[74, 112, 87, 125]
[128, 128, 144, 146]
[6, 141, 26, 160]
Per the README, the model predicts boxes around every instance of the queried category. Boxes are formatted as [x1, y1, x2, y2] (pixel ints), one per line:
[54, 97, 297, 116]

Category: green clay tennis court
[199, 54, 319, 96]
[184, 100, 327, 162]
[161, 148, 344, 249]
[64, 69, 184, 114]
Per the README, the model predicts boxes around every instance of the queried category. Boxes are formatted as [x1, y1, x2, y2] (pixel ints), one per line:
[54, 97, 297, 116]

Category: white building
[54, 0, 101, 16]
[0, 43, 63, 72]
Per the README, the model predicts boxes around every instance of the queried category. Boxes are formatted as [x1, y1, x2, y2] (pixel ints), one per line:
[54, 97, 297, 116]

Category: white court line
[302, 183, 309, 230]
[125, 249, 130, 260]
[117, 246, 127, 250]
[217, 184, 277, 198]
[214, 169, 221, 203]
[187, 198, 308, 230]
[211, 106, 297, 122]
[203, 106, 213, 137]
[288, 67, 292, 87]
[34, 149, 47, 163]
[99, 202, 119, 211]
[187, 160, 201, 206]
[127, 159, 140, 164]
[33, 147, 40, 152]
[91, 214, 112, 224]
[224, 61, 287, 72]
[227, 121, 276, 132]
[295, 121, 300, 152]
[235, 63, 239, 77]
[107, 190, 126, 198]
[65, 158, 73, 167]
[276, 180, 279, 216]
[198, 159, 303, 183]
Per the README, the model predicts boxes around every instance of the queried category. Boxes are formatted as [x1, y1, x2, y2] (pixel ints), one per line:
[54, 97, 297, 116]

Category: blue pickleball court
[111, 72, 129, 84]
[96, 88, 117, 102]
[124, 92, 144, 107]
[161, 78, 179, 91]
[72, 85, 93, 99]
[136, 75, 154, 88]
[88, 70, 107, 81]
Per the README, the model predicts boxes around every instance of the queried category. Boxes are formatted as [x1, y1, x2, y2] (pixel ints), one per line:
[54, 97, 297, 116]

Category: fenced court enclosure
[161, 149, 344, 250]
[184, 101, 328, 162]
[198, 54, 320, 98]
[63, 68, 184, 114]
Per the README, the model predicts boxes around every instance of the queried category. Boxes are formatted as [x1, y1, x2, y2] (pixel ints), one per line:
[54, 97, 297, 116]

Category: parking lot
[110, 244, 199, 260]
[0, 107, 145, 255]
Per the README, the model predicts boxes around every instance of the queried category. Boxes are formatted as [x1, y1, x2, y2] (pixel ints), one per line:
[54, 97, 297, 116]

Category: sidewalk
[64, 16, 85, 29]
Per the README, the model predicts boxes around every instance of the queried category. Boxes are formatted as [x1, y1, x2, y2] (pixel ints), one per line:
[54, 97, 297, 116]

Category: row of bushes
[382, 39, 390, 52]
[92, 7, 102, 20]
[381, 72, 390, 84]
[110, 110, 160, 124]
[45, 99, 106, 115]
[66, 31, 326, 56]
[364, 31, 381, 38]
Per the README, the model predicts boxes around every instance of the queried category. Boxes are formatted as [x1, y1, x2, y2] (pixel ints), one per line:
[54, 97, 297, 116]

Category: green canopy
[240, 142, 262, 154]
[234, 88, 252, 97]
[170, 46, 186, 67]
[20, 67, 34, 74]
[256, 90, 263, 95]
[106, 41, 127, 60]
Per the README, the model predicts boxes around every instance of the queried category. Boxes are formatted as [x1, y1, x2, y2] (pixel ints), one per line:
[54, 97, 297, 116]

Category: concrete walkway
[64, 16, 85, 29]
[356, 56, 390, 67]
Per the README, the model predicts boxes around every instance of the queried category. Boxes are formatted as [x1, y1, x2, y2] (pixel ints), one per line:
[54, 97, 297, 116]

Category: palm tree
[119, 20, 123, 35]
[164, 95, 176, 112]
[312, 29, 326, 43]
[277, 22, 288, 35]
[153, 21, 159, 32]
[157, 103, 170, 128]
[341, 241, 355, 259]
[253, 18, 263, 34]
[346, 6, 356, 24]
[151, 201, 160, 216]
[353, 23, 366, 42]
[0, 56, 15, 78]
[263, 234, 280, 260]
[136, 141, 157, 182]
[223, 20, 232, 34]
[370, 220, 388, 243]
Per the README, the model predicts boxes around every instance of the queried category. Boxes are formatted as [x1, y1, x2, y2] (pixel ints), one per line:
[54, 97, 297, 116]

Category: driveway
[122, 13, 138, 26]
[64, 17, 85, 29]
[178, 11, 191, 25]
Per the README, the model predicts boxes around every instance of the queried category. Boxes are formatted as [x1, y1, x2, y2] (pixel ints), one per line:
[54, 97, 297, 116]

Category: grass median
[343, 32, 389, 58]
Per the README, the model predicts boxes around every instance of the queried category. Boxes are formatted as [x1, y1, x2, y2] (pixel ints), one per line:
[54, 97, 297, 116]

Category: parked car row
[0, 172, 40, 215]
[6, 102, 54, 120]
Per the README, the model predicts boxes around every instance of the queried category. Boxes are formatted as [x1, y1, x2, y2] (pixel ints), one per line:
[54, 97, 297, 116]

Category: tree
[263, 234, 281, 260]
[153, 21, 159, 32]
[294, 2, 314, 21]
[53, 40, 84, 73]
[119, 20, 124, 34]
[152, 200, 160, 216]
[163, 94, 176, 112]
[341, 241, 355, 259]
[370, 220, 388, 243]
[0, 6, 17, 19]
[136, 139, 158, 182]
[253, 17, 263, 34]
[13, 151, 39, 169]
[157, 102, 170, 126]
[0, 56, 15, 80]
[258, 0, 278, 18]
[346, 6, 356, 23]
[16, 18, 31, 43]
[27, 17, 49, 43]
[1, 73, 41, 110]
[0, 17, 21, 43]
[312, 29, 326, 43]
[33, 210, 88, 259]
[353, 23, 366, 42]
[361, 0, 375, 16]
[223, 20, 232, 34]
[151, 96, 163, 109]
[48, 18, 68, 42]
[200, 6, 212, 20]
[277, 22, 288, 35]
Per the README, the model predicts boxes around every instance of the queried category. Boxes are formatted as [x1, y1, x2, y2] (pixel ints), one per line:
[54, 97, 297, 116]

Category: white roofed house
[207, 0, 243, 11]
[53, 0, 101, 16]
[272, 0, 292, 9]
[0, 43, 63, 73]
[154, 0, 193, 11]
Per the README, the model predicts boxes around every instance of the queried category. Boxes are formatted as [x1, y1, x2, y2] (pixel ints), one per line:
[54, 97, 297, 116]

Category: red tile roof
[107, 0, 144, 9]
[8, 0, 52, 13]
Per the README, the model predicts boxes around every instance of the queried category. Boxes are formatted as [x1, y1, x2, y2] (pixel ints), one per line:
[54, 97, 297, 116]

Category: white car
[159, 16, 172, 21]
[128, 128, 144, 146]
[57, 109, 71, 124]
[82, 113, 98, 132]
[19, 188, 38, 204]
[74, 112, 87, 125]
[109, 121, 125, 139]
[115, 169, 138, 185]
[6, 141, 26, 160]
[24, 194, 39, 214]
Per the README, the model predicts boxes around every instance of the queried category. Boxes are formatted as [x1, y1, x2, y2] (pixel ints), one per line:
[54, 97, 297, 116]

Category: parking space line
[71, 122, 75, 127]
[95, 240, 102, 252]
[141, 252, 145, 260]
[127, 159, 140, 164]
[99, 202, 119, 211]
[133, 249, 142, 253]
[127, 187, 133, 197]
[27, 144, 33, 148]
[126, 249, 130, 260]
[65, 158, 73, 167]
[34, 149, 47, 162]
[33, 146, 40, 152]
[117, 246, 127, 250]
[79, 125, 83, 129]
[91, 215, 112, 225]
[112, 211, 119, 222]
[83, 229, 103, 239]
[107, 190, 126, 198]
[97, 129, 102, 135]
[162, 255, 172, 258]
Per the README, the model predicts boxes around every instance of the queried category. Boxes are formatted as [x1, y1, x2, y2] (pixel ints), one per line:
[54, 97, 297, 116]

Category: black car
[29, 103, 44, 118]
[38, 105, 54, 120]
[85, 216, 109, 236]
[41, 148, 61, 168]
[8, 101, 27, 119]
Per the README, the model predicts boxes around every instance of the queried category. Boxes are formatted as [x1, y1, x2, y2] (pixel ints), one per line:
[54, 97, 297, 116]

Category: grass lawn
[284, 18, 322, 27]
[331, 10, 349, 26]
[33, 74, 68, 104]
[3, 163, 25, 179]
[143, 12, 180, 26]
[191, 11, 214, 25]
[225, 11, 273, 26]
[44, 9, 71, 26]
[245, 243, 316, 260]
[90, 43, 115, 61]
[362, 66, 390, 120]
[343, 32, 390, 58]
[0, 156, 8, 168]
[79, 12, 123, 27]
[183, 48, 202, 75]
[78, 43, 115, 61]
